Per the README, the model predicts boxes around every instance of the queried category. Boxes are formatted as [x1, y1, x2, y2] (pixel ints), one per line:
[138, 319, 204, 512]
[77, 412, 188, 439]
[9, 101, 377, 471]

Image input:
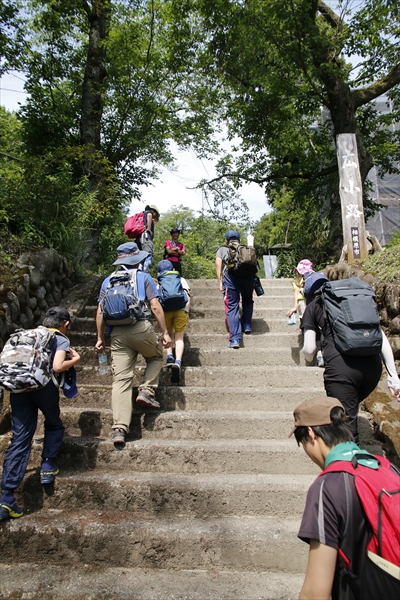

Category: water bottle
[287, 313, 296, 325]
[254, 276, 265, 296]
[247, 234, 254, 247]
[98, 352, 109, 375]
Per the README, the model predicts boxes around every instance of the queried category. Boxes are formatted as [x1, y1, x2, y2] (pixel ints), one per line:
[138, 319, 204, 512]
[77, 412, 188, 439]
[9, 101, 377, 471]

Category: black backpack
[320, 277, 382, 356]
[226, 241, 258, 277]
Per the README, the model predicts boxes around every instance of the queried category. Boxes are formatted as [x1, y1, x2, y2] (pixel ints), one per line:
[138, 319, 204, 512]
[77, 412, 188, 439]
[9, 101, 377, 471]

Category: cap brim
[63, 367, 78, 399]
[113, 250, 149, 266]
[288, 426, 297, 438]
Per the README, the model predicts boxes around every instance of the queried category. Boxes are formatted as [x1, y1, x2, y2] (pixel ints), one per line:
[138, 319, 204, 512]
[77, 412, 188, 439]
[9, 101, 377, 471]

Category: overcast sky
[1, 71, 270, 223]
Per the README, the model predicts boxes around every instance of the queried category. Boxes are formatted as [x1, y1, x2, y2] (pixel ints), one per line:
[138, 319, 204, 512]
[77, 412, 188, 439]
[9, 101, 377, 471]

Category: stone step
[62, 384, 324, 410]
[188, 278, 292, 289]
[0, 511, 308, 573]
[186, 318, 298, 334]
[74, 364, 324, 388]
[68, 330, 303, 348]
[75, 346, 309, 367]
[40, 408, 376, 444]
[25, 437, 318, 475]
[42, 409, 297, 440]
[19, 470, 315, 518]
[0, 563, 304, 600]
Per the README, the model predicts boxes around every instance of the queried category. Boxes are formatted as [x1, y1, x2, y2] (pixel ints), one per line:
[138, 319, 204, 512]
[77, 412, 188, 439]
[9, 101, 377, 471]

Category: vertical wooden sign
[336, 133, 368, 261]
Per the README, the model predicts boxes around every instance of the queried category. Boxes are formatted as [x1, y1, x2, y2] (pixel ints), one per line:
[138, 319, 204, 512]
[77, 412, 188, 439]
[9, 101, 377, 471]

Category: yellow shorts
[165, 309, 189, 334]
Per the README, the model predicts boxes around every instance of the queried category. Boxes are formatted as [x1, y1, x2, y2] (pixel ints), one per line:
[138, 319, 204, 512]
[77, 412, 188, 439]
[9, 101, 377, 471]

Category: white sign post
[336, 133, 368, 262]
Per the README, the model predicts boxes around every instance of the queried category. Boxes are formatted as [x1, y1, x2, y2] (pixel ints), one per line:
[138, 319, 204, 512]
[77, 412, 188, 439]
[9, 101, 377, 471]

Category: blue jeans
[223, 271, 254, 341]
[1, 382, 65, 492]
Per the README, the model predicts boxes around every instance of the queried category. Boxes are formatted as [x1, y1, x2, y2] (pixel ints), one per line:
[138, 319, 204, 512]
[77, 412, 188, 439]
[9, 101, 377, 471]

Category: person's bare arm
[381, 331, 400, 399]
[288, 284, 301, 317]
[149, 297, 172, 348]
[146, 213, 153, 235]
[95, 304, 106, 352]
[215, 256, 223, 292]
[299, 540, 337, 600]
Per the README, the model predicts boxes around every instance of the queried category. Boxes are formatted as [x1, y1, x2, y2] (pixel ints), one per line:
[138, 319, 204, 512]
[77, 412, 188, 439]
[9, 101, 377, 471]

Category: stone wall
[0, 249, 79, 351]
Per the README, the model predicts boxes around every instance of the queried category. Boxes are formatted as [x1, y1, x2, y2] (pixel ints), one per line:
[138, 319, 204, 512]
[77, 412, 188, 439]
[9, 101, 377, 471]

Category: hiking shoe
[316, 352, 325, 368]
[0, 500, 23, 520]
[136, 389, 160, 410]
[165, 355, 175, 367]
[171, 363, 181, 384]
[243, 324, 252, 334]
[228, 339, 240, 349]
[112, 428, 126, 449]
[40, 463, 59, 485]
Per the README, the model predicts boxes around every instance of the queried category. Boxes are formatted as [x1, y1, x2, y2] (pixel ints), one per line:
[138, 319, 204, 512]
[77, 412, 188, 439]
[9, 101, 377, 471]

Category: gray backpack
[320, 277, 382, 356]
[0, 326, 60, 393]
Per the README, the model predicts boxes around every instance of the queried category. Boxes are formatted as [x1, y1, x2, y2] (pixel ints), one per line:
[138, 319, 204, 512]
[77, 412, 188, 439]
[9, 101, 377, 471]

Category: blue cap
[62, 366, 78, 399]
[226, 230, 240, 241]
[157, 260, 173, 273]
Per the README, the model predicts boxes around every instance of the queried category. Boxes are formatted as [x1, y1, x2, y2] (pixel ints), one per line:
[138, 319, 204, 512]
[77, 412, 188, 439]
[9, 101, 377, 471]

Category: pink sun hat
[295, 259, 313, 275]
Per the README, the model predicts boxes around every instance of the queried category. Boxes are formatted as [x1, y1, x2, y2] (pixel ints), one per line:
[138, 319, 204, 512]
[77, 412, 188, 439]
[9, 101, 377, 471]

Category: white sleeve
[381, 331, 400, 391]
[302, 329, 317, 361]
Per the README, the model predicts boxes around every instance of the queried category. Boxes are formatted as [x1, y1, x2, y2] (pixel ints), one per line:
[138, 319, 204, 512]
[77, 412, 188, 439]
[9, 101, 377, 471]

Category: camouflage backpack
[0, 326, 59, 393]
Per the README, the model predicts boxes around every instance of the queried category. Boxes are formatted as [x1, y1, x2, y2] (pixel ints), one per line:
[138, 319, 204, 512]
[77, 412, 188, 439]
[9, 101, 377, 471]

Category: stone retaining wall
[0, 248, 79, 351]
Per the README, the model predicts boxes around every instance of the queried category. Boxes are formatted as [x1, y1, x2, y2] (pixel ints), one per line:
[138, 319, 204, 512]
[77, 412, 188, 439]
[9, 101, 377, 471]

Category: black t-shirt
[298, 471, 370, 600]
[300, 296, 341, 362]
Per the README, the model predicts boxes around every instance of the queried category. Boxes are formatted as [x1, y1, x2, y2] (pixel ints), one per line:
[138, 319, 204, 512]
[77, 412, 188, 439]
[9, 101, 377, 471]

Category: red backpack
[124, 212, 146, 239]
[321, 453, 400, 599]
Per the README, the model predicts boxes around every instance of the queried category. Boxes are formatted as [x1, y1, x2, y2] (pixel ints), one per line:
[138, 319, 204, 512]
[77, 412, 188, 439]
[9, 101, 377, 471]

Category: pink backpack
[124, 212, 146, 239]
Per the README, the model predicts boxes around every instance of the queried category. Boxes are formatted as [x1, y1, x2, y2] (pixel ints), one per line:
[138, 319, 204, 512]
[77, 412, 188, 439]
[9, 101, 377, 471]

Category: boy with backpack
[301, 276, 400, 443]
[157, 260, 190, 384]
[215, 230, 258, 349]
[290, 396, 400, 600]
[0, 307, 81, 521]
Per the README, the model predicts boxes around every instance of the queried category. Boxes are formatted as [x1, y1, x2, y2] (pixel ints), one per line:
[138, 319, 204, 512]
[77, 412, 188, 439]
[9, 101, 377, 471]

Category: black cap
[45, 307, 71, 322]
[170, 228, 180, 234]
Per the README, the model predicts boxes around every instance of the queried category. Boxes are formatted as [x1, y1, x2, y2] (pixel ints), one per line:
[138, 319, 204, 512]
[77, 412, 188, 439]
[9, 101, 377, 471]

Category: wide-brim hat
[145, 204, 160, 218]
[63, 366, 78, 399]
[113, 242, 149, 266]
[295, 259, 313, 275]
[288, 397, 344, 437]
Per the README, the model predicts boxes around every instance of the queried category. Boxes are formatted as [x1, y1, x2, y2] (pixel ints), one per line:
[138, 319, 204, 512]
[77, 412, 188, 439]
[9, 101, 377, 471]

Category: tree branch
[317, 0, 343, 29]
[352, 63, 400, 108]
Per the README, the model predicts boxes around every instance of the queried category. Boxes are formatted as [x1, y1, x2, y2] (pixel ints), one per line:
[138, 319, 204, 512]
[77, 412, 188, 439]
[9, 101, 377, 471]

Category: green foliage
[151, 204, 247, 279]
[386, 230, 400, 248]
[362, 245, 400, 286]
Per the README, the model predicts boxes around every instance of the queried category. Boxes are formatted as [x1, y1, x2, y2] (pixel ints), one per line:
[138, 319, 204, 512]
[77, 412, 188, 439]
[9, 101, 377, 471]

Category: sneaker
[316, 352, 325, 368]
[136, 389, 160, 410]
[243, 324, 252, 334]
[171, 363, 181, 384]
[0, 500, 23, 520]
[40, 462, 59, 485]
[112, 428, 126, 449]
[228, 339, 240, 349]
[165, 355, 175, 367]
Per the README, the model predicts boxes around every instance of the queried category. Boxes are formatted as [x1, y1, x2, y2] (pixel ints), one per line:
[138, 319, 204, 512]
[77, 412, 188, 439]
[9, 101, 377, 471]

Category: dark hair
[42, 315, 68, 328]
[294, 406, 354, 447]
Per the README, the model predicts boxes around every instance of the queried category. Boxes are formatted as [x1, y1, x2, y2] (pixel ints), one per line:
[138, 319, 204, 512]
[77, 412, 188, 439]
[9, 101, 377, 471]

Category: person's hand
[219, 281, 224, 293]
[389, 387, 400, 401]
[287, 308, 296, 317]
[69, 348, 80, 360]
[95, 339, 104, 352]
[162, 332, 172, 349]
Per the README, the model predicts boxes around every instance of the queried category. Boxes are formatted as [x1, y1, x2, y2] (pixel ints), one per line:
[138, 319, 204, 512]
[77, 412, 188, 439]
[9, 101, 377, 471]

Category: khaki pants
[110, 320, 163, 431]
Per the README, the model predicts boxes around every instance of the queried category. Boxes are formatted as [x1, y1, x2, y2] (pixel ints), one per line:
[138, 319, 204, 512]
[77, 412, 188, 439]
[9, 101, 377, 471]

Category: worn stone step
[186, 318, 297, 334]
[188, 278, 292, 289]
[43, 408, 376, 443]
[0, 563, 304, 600]
[19, 471, 315, 518]
[74, 364, 324, 388]
[61, 384, 324, 411]
[0, 512, 308, 573]
[75, 346, 309, 367]
[41, 409, 297, 440]
[68, 329, 303, 348]
[25, 438, 317, 475]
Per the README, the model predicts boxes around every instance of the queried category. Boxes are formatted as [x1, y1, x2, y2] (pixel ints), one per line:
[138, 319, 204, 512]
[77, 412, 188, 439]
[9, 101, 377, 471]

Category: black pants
[323, 354, 382, 443]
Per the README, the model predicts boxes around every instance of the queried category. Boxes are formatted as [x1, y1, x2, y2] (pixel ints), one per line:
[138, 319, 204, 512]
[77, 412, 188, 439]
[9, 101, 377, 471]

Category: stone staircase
[0, 278, 379, 599]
